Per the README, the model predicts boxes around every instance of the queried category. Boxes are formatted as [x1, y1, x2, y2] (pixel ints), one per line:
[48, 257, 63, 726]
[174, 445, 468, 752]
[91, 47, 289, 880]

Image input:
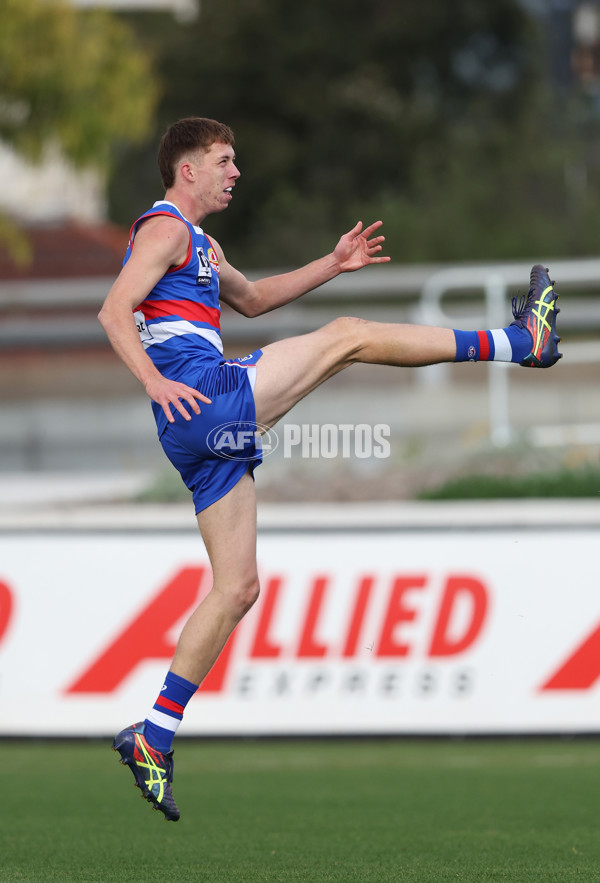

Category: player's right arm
[98, 216, 211, 423]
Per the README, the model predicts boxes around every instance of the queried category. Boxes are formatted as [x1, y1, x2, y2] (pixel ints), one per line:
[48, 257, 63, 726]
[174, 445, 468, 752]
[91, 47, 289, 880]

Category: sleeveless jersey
[124, 200, 223, 370]
[123, 200, 229, 436]
[123, 201, 263, 509]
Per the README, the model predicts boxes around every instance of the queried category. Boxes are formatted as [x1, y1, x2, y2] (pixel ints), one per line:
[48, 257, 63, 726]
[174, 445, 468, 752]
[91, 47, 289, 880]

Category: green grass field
[3, 738, 599, 882]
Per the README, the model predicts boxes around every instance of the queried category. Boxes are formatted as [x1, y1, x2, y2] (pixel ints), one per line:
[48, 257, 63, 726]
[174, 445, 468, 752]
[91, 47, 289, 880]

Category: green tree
[0, 0, 158, 258]
[109, 0, 600, 265]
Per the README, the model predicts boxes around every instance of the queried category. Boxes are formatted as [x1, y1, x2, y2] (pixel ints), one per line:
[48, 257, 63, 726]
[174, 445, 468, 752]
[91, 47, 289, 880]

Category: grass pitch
[2, 738, 599, 882]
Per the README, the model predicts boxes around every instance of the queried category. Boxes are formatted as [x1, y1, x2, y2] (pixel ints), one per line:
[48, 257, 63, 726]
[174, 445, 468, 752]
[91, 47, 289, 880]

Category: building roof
[0, 222, 128, 282]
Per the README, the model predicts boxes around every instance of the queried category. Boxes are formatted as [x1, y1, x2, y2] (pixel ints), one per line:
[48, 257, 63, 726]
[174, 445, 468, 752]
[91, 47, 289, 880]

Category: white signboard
[0, 521, 599, 735]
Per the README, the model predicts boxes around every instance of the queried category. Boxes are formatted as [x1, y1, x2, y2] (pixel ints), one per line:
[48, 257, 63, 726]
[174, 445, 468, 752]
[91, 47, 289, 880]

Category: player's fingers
[180, 385, 213, 414]
[173, 397, 194, 421]
[191, 389, 212, 405]
[361, 220, 384, 238]
[162, 402, 176, 423]
[178, 386, 212, 411]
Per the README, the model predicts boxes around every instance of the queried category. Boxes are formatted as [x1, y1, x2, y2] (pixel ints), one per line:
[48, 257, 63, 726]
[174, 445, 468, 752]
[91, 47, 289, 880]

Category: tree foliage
[108, 0, 600, 265]
[0, 0, 158, 168]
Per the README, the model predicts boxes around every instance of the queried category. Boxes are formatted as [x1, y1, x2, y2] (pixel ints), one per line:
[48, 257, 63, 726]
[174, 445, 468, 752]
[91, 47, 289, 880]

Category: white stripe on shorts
[247, 365, 257, 391]
[224, 360, 258, 390]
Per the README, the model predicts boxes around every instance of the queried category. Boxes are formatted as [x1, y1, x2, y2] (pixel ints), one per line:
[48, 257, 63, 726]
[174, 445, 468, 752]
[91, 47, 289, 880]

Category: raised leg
[253, 316, 456, 427]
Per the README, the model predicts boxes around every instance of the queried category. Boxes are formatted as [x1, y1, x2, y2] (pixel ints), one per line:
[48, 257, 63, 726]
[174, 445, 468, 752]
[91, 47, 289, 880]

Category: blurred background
[0, 0, 599, 507]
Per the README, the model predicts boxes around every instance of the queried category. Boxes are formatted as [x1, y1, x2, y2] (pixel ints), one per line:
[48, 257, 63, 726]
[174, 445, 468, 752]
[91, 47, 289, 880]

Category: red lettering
[250, 577, 283, 658]
[376, 575, 427, 657]
[342, 576, 374, 657]
[429, 575, 488, 656]
[0, 581, 14, 644]
[66, 567, 209, 693]
[540, 622, 600, 690]
[298, 576, 330, 658]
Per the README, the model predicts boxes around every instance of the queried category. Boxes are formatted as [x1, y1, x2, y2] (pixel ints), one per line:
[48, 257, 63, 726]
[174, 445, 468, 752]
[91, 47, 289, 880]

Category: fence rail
[416, 259, 600, 445]
[1, 259, 598, 446]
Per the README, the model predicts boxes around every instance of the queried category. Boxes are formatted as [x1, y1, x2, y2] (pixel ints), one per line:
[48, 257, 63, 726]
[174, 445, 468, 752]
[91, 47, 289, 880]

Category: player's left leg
[113, 471, 260, 821]
[171, 470, 260, 686]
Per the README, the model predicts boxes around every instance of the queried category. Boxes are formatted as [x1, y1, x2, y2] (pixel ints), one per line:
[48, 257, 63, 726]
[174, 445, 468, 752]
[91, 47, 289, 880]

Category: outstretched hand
[333, 220, 390, 273]
[144, 374, 211, 424]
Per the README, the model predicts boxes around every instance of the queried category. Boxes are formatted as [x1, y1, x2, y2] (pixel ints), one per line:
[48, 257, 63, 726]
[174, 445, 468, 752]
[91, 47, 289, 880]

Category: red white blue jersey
[125, 200, 223, 359]
[123, 201, 264, 454]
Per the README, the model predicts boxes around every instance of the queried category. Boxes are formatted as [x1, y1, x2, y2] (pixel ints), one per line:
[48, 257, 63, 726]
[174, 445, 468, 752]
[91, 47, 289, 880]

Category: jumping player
[99, 117, 562, 821]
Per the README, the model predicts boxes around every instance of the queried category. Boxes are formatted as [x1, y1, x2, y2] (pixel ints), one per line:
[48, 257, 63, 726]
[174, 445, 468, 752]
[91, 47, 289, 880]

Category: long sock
[453, 325, 532, 364]
[143, 670, 198, 753]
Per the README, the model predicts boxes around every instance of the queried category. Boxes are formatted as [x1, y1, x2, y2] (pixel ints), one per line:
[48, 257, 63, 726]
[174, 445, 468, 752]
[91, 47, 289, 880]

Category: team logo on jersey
[207, 247, 220, 275]
[196, 247, 212, 286]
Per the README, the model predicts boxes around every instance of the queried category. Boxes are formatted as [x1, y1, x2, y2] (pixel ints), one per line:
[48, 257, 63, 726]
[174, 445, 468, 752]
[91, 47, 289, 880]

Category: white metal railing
[1, 260, 598, 448]
[417, 259, 600, 446]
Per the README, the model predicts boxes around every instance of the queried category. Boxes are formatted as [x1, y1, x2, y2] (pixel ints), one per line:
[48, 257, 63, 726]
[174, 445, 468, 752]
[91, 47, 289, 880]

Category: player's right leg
[253, 319, 455, 428]
[253, 264, 561, 429]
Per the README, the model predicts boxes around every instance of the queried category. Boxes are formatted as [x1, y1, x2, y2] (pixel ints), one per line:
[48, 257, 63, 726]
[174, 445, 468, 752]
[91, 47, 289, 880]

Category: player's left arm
[215, 221, 390, 318]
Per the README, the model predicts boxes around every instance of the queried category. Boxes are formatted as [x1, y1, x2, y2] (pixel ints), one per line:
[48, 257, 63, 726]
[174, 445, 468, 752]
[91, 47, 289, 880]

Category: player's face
[191, 141, 240, 218]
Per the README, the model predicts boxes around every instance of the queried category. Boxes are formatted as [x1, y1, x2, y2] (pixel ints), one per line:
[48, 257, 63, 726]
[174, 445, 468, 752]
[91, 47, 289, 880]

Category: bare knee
[324, 316, 372, 364]
[220, 574, 260, 619]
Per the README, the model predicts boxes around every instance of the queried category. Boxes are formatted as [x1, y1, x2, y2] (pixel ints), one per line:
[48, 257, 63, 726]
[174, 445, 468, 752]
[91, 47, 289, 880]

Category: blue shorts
[159, 349, 263, 513]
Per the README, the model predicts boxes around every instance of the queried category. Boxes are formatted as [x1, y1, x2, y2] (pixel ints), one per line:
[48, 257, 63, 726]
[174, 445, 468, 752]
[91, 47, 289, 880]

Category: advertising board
[1, 506, 598, 736]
